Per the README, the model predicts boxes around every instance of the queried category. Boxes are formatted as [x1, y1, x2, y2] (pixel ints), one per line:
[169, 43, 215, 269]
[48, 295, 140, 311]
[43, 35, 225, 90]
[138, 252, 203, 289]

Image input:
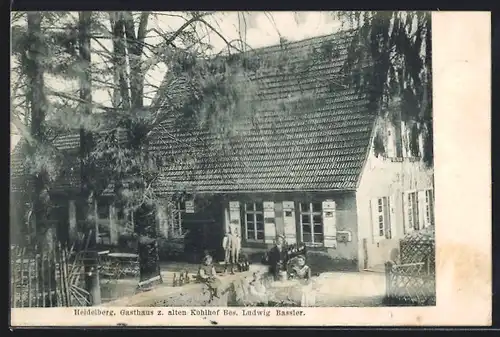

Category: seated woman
[197, 253, 222, 302]
[289, 255, 315, 306]
[289, 255, 311, 283]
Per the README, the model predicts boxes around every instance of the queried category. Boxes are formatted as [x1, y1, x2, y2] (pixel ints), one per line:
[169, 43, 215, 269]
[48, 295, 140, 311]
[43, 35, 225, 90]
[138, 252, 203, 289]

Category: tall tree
[25, 12, 50, 245]
[106, 11, 163, 288]
[22, 11, 61, 306]
[78, 11, 101, 305]
[122, 11, 163, 288]
[14, 11, 278, 292]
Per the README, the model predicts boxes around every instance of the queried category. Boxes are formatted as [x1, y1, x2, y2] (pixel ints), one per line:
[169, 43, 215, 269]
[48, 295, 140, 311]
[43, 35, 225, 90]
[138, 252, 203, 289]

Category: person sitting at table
[289, 254, 316, 307]
[197, 253, 222, 302]
[289, 255, 311, 283]
[267, 235, 289, 281]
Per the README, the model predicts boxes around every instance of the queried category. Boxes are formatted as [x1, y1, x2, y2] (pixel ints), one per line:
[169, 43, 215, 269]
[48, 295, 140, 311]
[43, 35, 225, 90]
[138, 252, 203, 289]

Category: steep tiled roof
[11, 30, 376, 195]
[10, 130, 126, 194]
[11, 134, 82, 194]
[150, 31, 376, 194]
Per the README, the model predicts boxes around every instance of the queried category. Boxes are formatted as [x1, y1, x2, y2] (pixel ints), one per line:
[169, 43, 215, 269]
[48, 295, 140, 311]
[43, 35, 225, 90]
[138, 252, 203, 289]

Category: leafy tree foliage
[332, 11, 433, 166]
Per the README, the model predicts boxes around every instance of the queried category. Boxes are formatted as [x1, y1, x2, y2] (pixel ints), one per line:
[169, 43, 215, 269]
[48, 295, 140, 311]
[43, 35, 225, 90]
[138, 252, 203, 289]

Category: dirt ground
[312, 271, 386, 306]
[101, 264, 388, 307]
[100, 261, 208, 303]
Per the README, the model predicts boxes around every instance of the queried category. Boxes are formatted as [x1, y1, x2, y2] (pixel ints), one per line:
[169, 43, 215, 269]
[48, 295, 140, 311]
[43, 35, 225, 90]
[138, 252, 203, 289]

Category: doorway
[182, 197, 225, 263]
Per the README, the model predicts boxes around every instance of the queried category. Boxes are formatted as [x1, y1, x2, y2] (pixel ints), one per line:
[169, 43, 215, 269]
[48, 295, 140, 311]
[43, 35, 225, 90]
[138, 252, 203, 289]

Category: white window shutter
[402, 192, 412, 234]
[282, 201, 296, 244]
[388, 195, 397, 239]
[426, 189, 435, 227]
[386, 123, 396, 158]
[322, 200, 337, 248]
[401, 121, 409, 157]
[418, 128, 425, 158]
[224, 205, 230, 234]
[263, 201, 276, 244]
[157, 204, 168, 238]
[370, 198, 383, 243]
[229, 201, 242, 237]
[417, 190, 427, 229]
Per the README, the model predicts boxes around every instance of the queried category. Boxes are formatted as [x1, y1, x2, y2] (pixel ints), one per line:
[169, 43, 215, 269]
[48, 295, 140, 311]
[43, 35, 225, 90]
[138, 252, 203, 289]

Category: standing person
[222, 225, 241, 274]
[267, 235, 288, 281]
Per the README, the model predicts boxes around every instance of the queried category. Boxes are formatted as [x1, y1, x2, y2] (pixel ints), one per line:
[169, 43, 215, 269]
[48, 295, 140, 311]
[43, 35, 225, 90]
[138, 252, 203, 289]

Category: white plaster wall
[356, 145, 434, 270]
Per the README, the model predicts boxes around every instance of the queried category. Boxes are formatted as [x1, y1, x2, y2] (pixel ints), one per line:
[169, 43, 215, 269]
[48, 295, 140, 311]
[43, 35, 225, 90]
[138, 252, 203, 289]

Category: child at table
[198, 253, 222, 301]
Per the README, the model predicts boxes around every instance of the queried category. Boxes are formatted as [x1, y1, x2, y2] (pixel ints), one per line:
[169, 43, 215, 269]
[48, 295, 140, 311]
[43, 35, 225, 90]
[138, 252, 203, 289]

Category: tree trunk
[135, 203, 162, 289]
[25, 12, 59, 307]
[109, 12, 131, 111]
[78, 11, 101, 305]
[121, 12, 162, 288]
[26, 12, 47, 244]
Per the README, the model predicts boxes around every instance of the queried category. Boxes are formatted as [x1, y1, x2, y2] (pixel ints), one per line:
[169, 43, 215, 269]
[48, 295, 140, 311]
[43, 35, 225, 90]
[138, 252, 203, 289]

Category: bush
[157, 237, 185, 261]
[246, 251, 268, 264]
[245, 249, 357, 274]
[306, 251, 358, 274]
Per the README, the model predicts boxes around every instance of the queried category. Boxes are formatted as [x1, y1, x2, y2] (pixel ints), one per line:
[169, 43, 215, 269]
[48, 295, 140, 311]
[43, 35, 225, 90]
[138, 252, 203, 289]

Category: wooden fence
[10, 241, 91, 308]
[385, 234, 436, 306]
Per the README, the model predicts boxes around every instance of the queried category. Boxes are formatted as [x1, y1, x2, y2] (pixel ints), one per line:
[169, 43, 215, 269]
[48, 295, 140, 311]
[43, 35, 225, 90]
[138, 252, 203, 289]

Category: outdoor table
[103, 253, 139, 279]
[108, 252, 139, 259]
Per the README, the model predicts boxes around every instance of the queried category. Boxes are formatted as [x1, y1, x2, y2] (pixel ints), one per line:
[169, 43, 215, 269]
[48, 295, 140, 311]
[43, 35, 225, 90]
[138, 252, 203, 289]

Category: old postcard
[9, 11, 491, 327]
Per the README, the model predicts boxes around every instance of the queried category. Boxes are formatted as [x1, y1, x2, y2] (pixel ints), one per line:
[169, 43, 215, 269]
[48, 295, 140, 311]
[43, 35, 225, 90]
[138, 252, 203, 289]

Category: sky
[10, 11, 343, 150]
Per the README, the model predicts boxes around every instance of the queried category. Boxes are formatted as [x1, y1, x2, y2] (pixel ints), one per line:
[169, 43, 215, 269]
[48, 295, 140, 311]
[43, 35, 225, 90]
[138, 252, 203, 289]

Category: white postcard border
[11, 11, 492, 327]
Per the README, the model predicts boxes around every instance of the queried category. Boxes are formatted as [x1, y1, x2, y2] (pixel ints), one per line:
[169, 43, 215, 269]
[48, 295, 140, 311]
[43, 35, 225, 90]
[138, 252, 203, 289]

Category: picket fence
[10, 239, 92, 308]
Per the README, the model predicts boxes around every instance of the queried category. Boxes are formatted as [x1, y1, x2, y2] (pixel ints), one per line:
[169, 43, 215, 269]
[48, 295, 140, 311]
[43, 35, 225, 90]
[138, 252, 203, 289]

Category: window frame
[406, 190, 420, 231]
[373, 196, 392, 240]
[424, 188, 435, 227]
[244, 202, 264, 242]
[299, 202, 324, 246]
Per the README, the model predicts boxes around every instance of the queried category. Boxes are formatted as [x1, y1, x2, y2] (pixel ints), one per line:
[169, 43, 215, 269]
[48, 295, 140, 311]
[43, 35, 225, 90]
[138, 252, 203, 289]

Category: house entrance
[182, 198, 225, 263]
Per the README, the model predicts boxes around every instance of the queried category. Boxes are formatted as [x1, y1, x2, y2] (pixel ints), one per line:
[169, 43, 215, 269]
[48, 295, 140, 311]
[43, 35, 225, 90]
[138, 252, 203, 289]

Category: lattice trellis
[386, 229, 436, 305]
[399, 231, 436, 274]
[388, 266, 436, 305]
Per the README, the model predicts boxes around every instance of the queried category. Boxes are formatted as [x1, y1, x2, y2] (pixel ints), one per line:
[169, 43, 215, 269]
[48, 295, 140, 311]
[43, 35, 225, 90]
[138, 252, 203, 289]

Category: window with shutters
[425, 189, 435, 227]
[299, 202, 324, 245]
[373, 197, 392, 239]
[244, 202, 264, 241]
[406, 191, 420, 230]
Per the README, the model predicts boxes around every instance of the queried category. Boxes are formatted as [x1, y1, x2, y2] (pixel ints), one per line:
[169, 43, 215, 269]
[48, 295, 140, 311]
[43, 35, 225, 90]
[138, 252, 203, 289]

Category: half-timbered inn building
[11, 31, 435, 272]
